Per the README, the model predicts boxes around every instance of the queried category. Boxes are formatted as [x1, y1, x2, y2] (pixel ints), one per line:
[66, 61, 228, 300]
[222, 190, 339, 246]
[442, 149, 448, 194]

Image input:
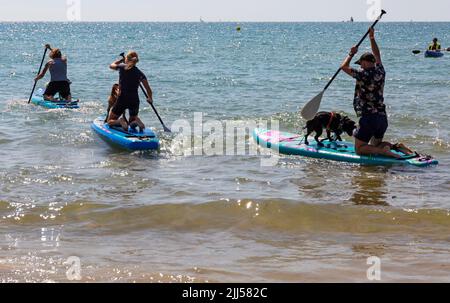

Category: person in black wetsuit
[108, 51, 153, 132]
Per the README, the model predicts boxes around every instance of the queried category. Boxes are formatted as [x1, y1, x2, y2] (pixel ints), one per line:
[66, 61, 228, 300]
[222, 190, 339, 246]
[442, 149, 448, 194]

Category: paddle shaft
[119, 53, 171, 132]
[323, 10, 387, 91]
[139, 84, 170, 131]
[28, 46, 49, 103]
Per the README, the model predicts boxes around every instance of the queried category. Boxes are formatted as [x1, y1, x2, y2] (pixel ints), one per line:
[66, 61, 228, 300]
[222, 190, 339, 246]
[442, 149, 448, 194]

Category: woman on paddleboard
[341, 28, 414, 159]
[34, 45, 72, 101]
[109, 51, 153, 132]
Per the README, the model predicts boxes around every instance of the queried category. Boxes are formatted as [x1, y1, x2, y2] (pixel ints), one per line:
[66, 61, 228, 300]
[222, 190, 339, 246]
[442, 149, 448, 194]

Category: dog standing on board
[303, 111, 357, 147]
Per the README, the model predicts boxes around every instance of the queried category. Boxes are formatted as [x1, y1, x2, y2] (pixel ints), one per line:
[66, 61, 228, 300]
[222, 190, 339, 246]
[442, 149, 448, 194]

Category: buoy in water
[236, 26, 241, 32]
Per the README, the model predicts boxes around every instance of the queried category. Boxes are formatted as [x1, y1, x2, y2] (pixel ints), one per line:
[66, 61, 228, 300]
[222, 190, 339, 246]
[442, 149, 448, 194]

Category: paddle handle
[354, 10, 387, 48]
[323, 10, 387, 92]
[28, 46, 49, 103]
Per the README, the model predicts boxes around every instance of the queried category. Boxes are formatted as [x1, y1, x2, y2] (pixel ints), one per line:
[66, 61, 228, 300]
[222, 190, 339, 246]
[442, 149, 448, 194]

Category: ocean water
[0, 22, 449, 282]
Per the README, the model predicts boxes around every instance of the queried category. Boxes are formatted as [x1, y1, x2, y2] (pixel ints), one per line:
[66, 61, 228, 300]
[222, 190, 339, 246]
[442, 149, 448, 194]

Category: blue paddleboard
[31, 88, 79, 109]
[91, 117, 160, 151]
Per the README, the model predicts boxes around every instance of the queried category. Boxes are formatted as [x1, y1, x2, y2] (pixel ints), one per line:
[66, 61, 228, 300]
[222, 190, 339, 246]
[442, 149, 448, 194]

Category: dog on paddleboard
[303, 112, 357, 147]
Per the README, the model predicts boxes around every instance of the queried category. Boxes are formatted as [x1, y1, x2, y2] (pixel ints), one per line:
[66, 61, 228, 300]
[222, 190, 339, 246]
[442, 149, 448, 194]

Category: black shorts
[354, 114, 388, 143]
[44, 81, 71, 99]
[111, 94, 140, 117]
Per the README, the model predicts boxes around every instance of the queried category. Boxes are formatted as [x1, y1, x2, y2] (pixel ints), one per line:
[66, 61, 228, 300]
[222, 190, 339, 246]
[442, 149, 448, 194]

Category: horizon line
[1, 20, 450, 23]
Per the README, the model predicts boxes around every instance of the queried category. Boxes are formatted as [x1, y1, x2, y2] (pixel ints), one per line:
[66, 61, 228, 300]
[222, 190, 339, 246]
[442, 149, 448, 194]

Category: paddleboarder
[428, 38, 441, 51]
[34, 44, 72, 102]
[341, 28, 414, 159]
[109, 51, 153, 132]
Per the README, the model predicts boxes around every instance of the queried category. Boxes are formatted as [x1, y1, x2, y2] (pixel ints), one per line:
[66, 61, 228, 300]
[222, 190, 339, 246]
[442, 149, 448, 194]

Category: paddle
[139, 85, 171, 133]
[28, 44, 50, 104]
[412, 48, 450, 54]
[119, 53, 172, 133]
[300, 10, 387, 121]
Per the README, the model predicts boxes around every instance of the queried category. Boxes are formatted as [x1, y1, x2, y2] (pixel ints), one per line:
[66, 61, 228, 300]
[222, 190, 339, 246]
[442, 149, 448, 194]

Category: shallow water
[0, 22, 449, 282]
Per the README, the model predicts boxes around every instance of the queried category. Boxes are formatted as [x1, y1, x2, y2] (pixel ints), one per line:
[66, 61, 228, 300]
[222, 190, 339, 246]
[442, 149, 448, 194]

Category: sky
[0, 0, 449, 22]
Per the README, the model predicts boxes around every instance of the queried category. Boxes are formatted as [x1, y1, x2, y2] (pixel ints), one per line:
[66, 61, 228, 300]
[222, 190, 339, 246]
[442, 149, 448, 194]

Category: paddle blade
[163, 125, 172, 133]
[412, 50, 421, 54]
[300, 91, 324, 121]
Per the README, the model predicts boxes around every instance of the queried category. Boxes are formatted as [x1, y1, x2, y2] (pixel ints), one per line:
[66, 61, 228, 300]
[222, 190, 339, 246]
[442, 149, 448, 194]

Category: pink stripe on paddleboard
[261, 131, 301, 143]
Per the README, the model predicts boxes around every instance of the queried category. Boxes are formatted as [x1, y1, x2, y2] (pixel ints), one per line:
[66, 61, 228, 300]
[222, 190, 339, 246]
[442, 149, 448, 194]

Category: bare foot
[382, 145, 401, 159]
[44, 95, 55, 101]
[136, 120, 145, 132]
[394, 143, 415, 155]
[120, 119, 129, 132]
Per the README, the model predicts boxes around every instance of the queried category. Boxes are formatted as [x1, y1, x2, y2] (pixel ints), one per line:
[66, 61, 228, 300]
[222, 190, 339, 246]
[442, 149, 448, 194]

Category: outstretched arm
[341, 46, 358, 76]
[369, 28, 382, 64]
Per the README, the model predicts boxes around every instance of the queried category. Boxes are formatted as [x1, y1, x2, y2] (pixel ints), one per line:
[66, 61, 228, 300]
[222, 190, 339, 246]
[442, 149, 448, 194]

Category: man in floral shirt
[341, 28, 408, 158]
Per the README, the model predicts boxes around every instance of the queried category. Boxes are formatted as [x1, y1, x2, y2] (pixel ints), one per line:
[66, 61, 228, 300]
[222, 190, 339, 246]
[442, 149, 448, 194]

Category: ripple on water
[0, 22, 449, 282]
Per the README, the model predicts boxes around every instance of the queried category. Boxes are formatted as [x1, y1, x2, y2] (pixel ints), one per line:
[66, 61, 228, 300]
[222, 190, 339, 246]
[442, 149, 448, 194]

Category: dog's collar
[326, 112, 335, 130]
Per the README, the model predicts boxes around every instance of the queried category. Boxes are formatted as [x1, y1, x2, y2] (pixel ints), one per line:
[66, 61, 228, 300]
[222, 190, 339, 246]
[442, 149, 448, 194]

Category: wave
[1, 199, 450, 237]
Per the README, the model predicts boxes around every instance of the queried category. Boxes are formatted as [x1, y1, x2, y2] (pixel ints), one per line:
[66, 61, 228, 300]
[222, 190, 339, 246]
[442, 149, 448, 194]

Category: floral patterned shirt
[351, 64, 386, 117]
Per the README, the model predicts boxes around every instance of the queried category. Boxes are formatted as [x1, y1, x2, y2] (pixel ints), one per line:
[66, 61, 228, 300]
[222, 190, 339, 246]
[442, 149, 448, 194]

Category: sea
[0, 22, 449, 282]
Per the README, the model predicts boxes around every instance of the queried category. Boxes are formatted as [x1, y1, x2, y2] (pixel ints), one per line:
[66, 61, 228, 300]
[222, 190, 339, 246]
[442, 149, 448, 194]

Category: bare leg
[43, 94, 56, 101]
[371, 138, 415, 155]
[130, 116, 145, 132]
[371, 138, 395, 151]
[393, 143, 415, 155]
[108, 112, 128, 131]
[355, 138, 401, 159]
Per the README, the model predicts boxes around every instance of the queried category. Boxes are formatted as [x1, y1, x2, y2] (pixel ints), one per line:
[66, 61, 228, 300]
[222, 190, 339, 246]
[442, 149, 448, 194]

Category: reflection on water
[0, 22, 449, 283]
[350, 167, 389, 206]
